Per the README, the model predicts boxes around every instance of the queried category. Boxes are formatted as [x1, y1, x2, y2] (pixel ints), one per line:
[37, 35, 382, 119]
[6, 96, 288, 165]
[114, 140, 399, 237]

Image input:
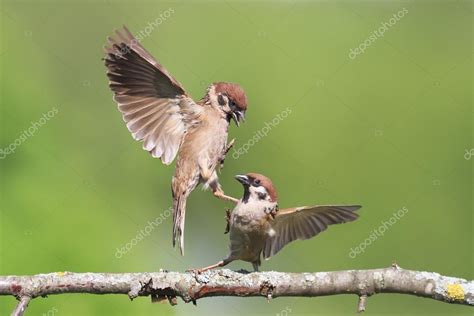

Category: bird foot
[214, 190, 239, 204]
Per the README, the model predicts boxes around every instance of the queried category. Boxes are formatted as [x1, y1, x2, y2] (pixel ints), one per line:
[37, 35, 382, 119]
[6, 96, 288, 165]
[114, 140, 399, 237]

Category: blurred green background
[0, 0, 472, 315]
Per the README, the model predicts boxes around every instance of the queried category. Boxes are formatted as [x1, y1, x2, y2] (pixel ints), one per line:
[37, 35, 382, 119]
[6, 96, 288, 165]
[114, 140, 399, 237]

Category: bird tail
[172, 192, 189, 256]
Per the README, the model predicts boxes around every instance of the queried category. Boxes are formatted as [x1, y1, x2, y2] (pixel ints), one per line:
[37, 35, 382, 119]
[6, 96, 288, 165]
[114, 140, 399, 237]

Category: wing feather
[104, 26, 201, 165]
[263, 205, 361, 259]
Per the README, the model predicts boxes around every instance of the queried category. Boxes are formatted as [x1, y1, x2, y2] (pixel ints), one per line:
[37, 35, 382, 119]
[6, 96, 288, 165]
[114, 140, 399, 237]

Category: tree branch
[11, 296, 31, 316]
[1, 265, 472, 314]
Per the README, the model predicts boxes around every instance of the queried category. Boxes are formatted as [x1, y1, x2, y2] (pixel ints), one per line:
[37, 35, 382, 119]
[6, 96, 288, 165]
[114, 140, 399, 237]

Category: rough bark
[11, 296, 30, 316]
[0, 265, 472, 314]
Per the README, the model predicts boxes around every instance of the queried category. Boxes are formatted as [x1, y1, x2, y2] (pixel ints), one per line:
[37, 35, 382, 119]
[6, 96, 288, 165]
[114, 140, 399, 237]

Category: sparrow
[103, 26, 248, 255]
[190, 173, 361, 272]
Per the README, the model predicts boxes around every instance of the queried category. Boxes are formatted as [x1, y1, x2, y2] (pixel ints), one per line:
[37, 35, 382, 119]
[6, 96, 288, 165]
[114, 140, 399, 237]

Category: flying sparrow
[103, 27, 247, 255]
[190, 173, 361, 272]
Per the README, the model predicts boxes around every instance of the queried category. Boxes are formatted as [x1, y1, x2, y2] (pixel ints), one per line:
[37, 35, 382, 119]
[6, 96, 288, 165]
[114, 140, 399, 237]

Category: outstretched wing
[104, 26, 201, 165]
[263, 205, 361, 259]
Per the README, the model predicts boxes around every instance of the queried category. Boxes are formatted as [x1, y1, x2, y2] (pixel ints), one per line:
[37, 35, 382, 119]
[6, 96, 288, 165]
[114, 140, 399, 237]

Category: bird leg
[186, 259, 229, 274]
[213, 189, 239, 204]
[252, 262, 260, 272]
[224, 208, 231, 234]
[225, 138, 236, 155]
[208, 174, 239, 204]
[219, 138, 235, 170]
[200, 162, 239, 204]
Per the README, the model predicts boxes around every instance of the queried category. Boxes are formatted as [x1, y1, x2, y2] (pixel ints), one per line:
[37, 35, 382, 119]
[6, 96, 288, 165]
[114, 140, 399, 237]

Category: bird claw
[264, 206, 278, 219]
[186, 268, 203, 275]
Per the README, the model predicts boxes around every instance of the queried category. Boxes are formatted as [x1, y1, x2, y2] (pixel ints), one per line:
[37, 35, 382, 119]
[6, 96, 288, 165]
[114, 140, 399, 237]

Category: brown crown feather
[246, 173, 278, 202]
[213, 82, 248, 111]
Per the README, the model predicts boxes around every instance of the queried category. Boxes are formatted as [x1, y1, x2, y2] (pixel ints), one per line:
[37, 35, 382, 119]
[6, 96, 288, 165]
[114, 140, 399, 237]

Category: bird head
[235, 173, 278, 203]
[207, 82, 247, 126]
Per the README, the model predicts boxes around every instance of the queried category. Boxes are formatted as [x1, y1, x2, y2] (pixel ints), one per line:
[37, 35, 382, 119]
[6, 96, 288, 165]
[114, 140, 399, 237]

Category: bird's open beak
[231, 110, 245, 127]
[234, 174, 249, 186]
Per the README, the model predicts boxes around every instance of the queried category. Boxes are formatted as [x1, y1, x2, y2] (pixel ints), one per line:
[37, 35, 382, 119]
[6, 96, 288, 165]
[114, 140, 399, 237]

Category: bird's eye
[254, 179, 261, 185]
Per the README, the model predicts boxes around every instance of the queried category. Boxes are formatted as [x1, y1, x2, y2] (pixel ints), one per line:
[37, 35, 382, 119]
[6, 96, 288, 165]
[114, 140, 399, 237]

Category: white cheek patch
[250, 186, 268, 199]
[254, 186, 266, 194]
[208, 87, 230, 111]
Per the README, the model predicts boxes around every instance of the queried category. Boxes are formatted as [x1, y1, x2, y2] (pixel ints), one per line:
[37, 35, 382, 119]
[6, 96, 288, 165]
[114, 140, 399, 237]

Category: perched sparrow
[191, 173, 361, 272]
[103, 27, 248, 255]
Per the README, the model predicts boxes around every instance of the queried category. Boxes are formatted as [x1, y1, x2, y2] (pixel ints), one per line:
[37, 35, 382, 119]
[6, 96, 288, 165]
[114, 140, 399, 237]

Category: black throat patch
[242, 186, 250, 203]
[226, 113, 233, 123]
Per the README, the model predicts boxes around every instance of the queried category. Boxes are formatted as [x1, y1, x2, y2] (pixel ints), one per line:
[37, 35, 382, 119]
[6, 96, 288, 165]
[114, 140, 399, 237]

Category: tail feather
[173, 193, 188, 256]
